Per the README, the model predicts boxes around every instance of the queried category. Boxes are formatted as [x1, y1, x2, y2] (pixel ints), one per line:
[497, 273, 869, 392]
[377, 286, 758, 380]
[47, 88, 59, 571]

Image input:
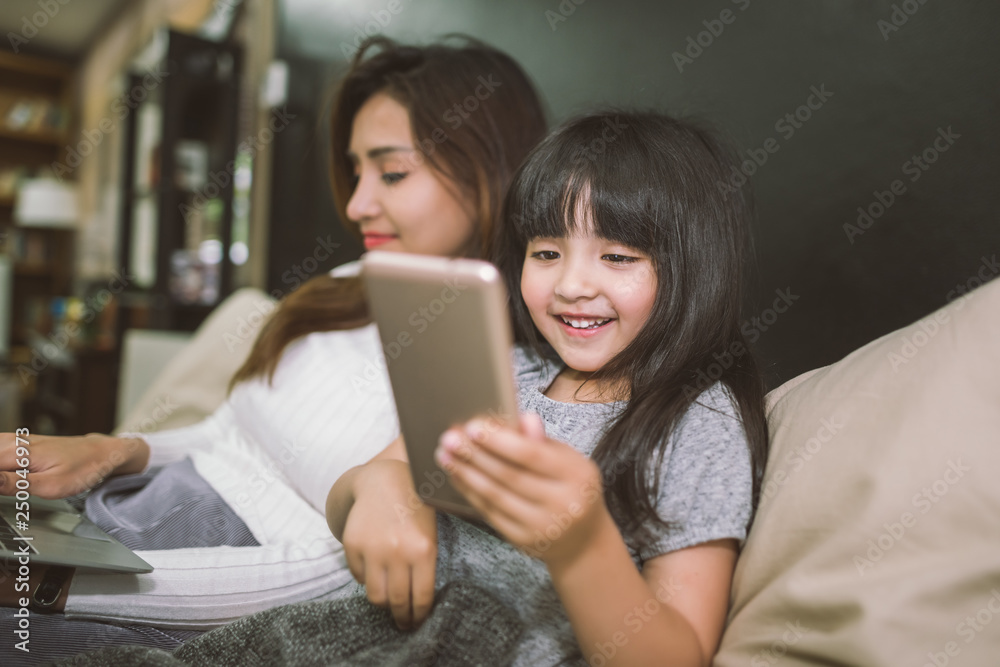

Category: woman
[0, 35, 546, 662]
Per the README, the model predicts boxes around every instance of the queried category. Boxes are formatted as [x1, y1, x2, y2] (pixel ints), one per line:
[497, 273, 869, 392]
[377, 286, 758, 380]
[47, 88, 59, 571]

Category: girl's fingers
[520, 412, 547, 441]
[447, 454, 547, 527]
[364, 562, 389, 609]
[473, 501, 539, 552]
[344, 546, 366, 585]
[450, 470, 549, 553]
[386, 561, 413, 630]
[410, 556, 436, 627]
[445, 418, 560, 478]
[438, 430, 553, 504]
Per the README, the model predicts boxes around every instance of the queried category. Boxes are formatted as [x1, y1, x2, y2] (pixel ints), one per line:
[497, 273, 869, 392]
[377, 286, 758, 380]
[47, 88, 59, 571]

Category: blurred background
[0, 0, 996, 435]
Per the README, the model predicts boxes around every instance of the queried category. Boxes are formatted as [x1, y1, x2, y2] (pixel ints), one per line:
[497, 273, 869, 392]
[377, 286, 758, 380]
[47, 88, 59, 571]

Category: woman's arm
[0, 403, 237, 499]
[124, 404, 234, 470]
[0, 432, 150, 498]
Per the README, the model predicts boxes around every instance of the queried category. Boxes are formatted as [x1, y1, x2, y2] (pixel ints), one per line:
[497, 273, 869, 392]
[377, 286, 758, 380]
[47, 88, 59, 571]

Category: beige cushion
[715, 277, 1000, 666]
[114, 287, 277, 434]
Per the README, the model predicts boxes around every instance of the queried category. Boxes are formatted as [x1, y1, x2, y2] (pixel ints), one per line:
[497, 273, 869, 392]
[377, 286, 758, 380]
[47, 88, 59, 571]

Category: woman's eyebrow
[347, 146, 415, 160]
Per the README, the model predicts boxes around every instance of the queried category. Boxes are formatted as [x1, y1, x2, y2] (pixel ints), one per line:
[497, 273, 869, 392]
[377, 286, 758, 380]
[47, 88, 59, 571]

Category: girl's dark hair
[490, 111, 769, 545]
[231, 35, 547, 389]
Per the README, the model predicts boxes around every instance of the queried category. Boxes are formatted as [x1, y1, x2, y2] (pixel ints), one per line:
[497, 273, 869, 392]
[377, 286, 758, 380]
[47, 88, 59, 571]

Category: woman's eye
[381, 172, 407, 185]
[530, 250, 559, 260]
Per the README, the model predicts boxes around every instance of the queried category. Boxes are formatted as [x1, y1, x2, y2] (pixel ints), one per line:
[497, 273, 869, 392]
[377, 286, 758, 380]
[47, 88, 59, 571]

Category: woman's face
[346, 93, 478, 257]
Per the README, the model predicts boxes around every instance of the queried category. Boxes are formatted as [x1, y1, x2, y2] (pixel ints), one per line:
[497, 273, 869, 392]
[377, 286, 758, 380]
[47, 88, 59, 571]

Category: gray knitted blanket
[50, 581, 523, 667]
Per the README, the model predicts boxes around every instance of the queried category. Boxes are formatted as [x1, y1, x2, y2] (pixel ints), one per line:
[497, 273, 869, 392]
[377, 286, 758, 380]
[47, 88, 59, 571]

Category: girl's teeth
[561, 317, 610, 329]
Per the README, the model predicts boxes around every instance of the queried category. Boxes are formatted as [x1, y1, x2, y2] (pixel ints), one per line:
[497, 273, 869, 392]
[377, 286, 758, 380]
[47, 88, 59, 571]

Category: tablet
[361, 252, 520, 518]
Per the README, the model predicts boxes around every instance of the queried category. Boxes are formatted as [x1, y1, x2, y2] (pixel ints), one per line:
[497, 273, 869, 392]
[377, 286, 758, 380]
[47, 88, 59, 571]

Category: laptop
[0, 495, 153, 573]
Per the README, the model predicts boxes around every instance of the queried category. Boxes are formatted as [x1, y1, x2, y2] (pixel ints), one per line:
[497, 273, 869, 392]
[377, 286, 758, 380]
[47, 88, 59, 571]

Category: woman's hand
[0, 433, 150, 499]
[435, 413, 609, 568]
[340, 459, 437, 631]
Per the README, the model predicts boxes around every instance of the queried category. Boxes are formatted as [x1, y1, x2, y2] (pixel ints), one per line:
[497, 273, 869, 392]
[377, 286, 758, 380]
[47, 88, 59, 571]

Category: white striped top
[65, 262, 398, 629]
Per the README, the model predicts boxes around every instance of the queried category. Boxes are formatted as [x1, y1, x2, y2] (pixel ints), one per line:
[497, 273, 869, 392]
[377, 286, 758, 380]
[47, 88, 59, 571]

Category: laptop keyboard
[0, 514, 37, 554]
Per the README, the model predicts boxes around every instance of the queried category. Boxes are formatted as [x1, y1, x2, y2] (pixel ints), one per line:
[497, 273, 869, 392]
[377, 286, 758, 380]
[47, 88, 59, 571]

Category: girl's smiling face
[346, 92, 478, 256]
[520, 228, 657, 382]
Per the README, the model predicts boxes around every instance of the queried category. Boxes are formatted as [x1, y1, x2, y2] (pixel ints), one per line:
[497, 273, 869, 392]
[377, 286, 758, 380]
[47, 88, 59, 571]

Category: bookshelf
[117, 30, 242, 333]
[0, 49, 78, 433]
[0, 49, 77, 342]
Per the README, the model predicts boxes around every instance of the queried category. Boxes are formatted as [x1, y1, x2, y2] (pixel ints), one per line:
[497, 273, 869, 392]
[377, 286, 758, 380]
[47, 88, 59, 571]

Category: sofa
[113, 277, 1000, 665]
[114, 287, 277, 436]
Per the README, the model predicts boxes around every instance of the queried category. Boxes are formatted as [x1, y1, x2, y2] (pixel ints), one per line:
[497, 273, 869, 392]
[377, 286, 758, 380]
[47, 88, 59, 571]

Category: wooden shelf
[15, 262, 58, 276]
[0, 125, 68, 146]
[0, 50, 73, 79]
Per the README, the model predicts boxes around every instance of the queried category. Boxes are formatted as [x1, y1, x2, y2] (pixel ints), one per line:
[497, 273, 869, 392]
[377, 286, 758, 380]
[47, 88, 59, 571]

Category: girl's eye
[381, 172, 407, 185]
[603, 254, 639, 264]
[530, 250, 560, 261]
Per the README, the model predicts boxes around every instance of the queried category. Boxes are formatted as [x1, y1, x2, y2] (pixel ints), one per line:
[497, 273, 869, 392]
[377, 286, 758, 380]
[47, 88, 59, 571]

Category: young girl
[330, 111, 768, 665]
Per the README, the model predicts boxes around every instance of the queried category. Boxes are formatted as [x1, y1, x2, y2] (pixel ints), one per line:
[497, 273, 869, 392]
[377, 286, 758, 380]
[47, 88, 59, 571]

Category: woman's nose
[345, 172, 379, 222]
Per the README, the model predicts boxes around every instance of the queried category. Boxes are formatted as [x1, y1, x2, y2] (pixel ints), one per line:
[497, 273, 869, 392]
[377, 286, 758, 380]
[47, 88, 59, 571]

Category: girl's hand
[0, 433, 149, 499]
[340, 459, 437, 631]
[435, 413, 608, 567]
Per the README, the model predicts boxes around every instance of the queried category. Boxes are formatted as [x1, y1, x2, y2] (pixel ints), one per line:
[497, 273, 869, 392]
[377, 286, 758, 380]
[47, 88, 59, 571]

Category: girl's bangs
[505, 122, 661, 251]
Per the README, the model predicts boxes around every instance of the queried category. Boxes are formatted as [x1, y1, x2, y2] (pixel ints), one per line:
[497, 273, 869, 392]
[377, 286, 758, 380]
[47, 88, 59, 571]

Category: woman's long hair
[490, 111, 769, 547]
[230, 36, 547, 389]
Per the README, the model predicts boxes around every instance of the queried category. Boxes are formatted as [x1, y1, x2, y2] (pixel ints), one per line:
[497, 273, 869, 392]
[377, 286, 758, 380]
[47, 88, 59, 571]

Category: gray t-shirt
[434, 345, 753, 666]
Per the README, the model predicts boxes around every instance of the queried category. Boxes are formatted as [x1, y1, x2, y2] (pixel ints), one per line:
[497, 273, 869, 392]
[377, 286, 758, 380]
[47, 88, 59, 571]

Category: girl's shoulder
[681, 382, 743, 426]
[635, 381, 752, 560]
[666, 382, 748, 467]
[511, 343, 561, 392]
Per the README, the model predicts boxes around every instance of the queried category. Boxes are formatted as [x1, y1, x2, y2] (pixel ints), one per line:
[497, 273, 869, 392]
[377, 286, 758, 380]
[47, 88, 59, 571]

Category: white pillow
[715, 277, 1000, 666]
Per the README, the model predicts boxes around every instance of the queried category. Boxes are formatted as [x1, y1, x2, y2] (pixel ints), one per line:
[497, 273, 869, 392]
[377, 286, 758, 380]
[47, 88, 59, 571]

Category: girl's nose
[554, 260, 599, 301]
[345, 172, 380, 222]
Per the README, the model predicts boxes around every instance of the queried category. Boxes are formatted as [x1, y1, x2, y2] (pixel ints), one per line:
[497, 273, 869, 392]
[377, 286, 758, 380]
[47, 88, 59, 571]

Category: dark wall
[266, 56, 363, 297]
[271, 0, 1000, 388]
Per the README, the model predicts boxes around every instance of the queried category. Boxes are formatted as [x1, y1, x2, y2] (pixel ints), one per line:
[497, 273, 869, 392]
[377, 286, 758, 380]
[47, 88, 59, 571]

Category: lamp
[13, 178, 79, 228]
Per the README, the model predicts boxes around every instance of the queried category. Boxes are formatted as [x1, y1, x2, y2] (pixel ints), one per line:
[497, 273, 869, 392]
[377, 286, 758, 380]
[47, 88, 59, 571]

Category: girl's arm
[548, 522, 736, 666]
[326, 435, 407, 539]
[437, 415, 735, 666]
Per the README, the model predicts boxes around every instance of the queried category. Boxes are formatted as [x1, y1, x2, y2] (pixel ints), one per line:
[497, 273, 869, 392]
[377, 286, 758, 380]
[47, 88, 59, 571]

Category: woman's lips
[363, 234, 398, 249]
